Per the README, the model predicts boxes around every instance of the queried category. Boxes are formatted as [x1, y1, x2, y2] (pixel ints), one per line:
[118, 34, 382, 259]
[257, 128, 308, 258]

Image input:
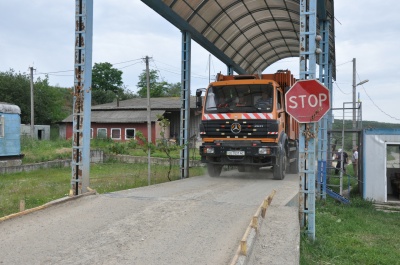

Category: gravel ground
[0, 169, 299, 265]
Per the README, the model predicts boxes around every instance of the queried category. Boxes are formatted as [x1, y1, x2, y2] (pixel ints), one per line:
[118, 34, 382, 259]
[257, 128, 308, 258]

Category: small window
[125, 128, 136, 140]
[90, 128, 93, 139]
[0, 116, 4, 138]
[97, 128, 107, 139]
[277, 90, 282, 109]
[111, 128, 121, 140]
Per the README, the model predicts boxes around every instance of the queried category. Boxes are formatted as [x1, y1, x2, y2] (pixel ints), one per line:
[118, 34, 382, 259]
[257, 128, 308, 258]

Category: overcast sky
[1, 0, 399, 123]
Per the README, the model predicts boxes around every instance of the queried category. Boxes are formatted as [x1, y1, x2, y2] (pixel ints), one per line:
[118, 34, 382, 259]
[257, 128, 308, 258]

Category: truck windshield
[205, 84, 274, 113]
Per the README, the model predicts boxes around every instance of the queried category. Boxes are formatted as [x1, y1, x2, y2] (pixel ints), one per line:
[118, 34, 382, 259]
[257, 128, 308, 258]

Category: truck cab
[197, 71, 299, 179]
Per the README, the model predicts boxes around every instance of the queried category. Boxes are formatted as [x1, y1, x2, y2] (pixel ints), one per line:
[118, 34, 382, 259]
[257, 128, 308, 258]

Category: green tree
[136, 69, 166, 97]
[164, 82, 181, 97]
[0, 69, 31, 123]
[91, 62, 124, 105]
[34, 77, 71, 124]
[136, 69, 181, 98]
[0, 69, 72, 124]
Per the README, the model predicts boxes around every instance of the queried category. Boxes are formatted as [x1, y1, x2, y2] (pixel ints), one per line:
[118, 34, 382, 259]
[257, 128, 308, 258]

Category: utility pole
[352, 59, 369, 148]
[29, 66, 35, 138]
[145, 56, 152, 186]
[352, 58, 356, 149]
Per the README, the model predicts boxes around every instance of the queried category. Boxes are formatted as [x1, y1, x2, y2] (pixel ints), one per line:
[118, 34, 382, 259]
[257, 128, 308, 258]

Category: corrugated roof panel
[62, 110, 166, 123]
[232, 33, 247, 48]
[190, 14, 208, 32]
[212, 14, 232, 33]
[171, 1, 192, 20]
[252, 10, 274, 21]
[247, 34, 269, 48]
[163, 0, 174, 6]
[224, 46, 236, 58]
[275, 21, 296, 30]
[221, 25, 240, 44]
[239, 44, 254, 60]
[233, 16, 254, 31]
[203, 28, 220, 42]
[224, 2, 245, 17]
[245, 0, 266, 11]
[91, 97, 197, 110]
[143, 0, 335, 78]
[232, 51, 245, 62]
[214, 37, 228, 51]
[195, 1, 221, 22]
[270, 10, 294, 20]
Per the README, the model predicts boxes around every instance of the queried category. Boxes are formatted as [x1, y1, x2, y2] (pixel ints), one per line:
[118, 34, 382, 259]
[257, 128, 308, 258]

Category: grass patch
[21, 137, 72, 163]
[327, 163, 358, 195]
[20, 138, 200, 164]
[300, 197, 400, 264]
[0, 162, 206, 218]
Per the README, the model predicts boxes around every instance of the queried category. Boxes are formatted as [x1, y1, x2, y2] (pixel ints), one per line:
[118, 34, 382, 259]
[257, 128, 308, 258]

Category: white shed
[363, 128, 400, 202]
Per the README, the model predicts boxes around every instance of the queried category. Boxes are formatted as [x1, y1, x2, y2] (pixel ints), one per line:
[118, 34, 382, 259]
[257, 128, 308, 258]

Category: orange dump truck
[196, 70, 299, 179]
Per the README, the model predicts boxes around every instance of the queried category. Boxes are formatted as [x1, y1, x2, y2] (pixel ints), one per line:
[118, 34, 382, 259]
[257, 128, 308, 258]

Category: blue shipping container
[0, 103, 21, 157]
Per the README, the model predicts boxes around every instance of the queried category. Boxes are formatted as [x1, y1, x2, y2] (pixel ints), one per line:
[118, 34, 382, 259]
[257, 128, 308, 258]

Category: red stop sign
[285, 79, 330, 123]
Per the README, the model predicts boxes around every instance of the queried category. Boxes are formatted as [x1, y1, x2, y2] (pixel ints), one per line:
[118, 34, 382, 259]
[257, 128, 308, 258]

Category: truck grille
[200, 119, 279, 138]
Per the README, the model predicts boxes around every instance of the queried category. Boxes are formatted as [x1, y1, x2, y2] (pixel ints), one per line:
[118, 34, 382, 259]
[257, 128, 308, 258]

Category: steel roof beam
[141, 0, 247, 74]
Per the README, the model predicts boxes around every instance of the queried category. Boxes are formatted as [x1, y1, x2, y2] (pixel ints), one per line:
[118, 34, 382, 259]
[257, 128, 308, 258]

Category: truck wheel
[207, 164, 222, 177]
[273, 149, 286, 180]
[288, 151, 299, 174]
[288, 147, 299, 174]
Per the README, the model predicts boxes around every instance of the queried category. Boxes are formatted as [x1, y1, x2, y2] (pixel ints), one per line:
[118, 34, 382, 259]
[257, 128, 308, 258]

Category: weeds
[300, 196, 400, 264]
[20, 138, 200, 164]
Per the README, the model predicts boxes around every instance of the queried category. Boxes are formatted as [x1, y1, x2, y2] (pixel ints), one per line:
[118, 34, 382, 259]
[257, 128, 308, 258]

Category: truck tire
[273, 148, 286, 180]
[207, 164, 222, 177]
[288, 141, 299, 174]
[288, 148, 299, 174]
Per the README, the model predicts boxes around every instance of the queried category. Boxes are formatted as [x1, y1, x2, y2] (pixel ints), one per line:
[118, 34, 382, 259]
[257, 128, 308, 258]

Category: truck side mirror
[196, 88, 205, 109]
[196, 88, 204, 97]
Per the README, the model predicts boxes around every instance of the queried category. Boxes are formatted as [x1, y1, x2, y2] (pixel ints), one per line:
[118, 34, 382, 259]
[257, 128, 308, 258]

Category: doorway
[386, 144, 400, 202]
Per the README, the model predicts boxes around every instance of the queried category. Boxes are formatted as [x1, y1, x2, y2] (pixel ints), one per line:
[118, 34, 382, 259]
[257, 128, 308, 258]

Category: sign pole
[298, 0, 317, 241]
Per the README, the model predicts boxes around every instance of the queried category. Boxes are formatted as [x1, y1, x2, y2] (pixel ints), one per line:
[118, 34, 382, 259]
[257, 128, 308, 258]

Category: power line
[117, 61, 142, 70]
[336, 59, 353, 67]
[112, 58, 142, 65]
[35, 69, 73, 75]
[150, 59, 165, 81]
[33, 58, 144, 76]
[333, 80, 351, 95]
[356, 72, 400, 121]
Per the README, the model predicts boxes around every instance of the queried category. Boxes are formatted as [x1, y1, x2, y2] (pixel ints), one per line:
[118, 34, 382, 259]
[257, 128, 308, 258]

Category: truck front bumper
[199, 142, 279, 167]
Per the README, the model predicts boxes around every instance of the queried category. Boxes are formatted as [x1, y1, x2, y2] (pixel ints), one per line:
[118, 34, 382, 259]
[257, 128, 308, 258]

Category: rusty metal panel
[71, 0, 93, 195]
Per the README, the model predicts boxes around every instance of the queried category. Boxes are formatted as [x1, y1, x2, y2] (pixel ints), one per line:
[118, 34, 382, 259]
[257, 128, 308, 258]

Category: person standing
[352, 147, 358, 178]
[335, 148, 348, 175]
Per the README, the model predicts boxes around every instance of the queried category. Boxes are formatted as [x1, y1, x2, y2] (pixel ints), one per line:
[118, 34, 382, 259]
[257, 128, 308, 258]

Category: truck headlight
[258, 147, 271, 155]
[204, 147, 215, 154]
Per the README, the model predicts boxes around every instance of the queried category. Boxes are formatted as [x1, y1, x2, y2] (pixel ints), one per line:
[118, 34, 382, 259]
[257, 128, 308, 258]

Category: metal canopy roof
[142, 0, 335, 77]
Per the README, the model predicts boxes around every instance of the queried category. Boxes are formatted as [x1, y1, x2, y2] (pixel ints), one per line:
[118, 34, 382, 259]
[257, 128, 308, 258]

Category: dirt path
[0, 169, 298, 264]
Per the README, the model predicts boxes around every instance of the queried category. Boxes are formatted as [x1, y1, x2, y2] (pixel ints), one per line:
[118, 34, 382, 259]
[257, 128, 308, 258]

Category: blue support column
[317, 20, 331, 200]
[180, 31, 191, 179]
[71, 0, 93, 195]
[299, 0, 317, 241]
[227, 65, 233, 75]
